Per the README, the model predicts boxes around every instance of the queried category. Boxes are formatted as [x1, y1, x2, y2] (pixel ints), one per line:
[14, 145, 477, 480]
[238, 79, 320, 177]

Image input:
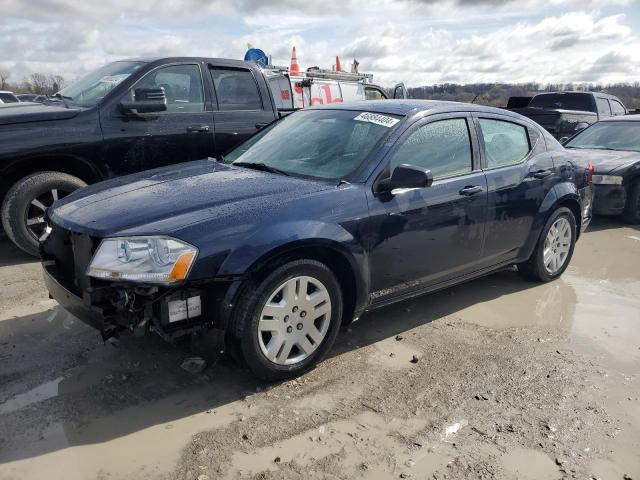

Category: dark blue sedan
[41, 100, 592, 379]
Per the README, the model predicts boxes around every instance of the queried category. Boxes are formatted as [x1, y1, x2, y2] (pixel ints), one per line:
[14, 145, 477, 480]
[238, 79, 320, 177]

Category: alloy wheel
[24, 188, 68, 241]
[257, 275, 332, 366]
[543, 217, 572, 275]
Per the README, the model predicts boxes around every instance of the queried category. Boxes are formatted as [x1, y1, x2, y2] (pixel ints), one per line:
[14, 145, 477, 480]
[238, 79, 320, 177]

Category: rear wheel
[518, 207, 576, 282]
[234, 259, 343, 380]
[1, 172, 86, 256]
[622, 178, 640, 224]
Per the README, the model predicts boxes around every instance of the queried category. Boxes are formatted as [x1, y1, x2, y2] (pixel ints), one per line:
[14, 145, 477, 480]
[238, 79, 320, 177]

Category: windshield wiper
[53, 93, 73, 108]
[233, 162, 290, 176]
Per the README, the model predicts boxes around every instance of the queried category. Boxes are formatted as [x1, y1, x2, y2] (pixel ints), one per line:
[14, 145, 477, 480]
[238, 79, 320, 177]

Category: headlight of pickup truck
[87, 237, 197, 284]
[592, 174, 623, 185]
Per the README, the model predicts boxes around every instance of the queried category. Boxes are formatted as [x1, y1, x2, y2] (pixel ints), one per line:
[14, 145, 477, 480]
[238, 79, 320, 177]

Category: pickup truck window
[227, 109, 399, 181]
[211, 68, 263, 111]
[390, 119, 472, 180]
[478, 119, 530, 168]
[528, 93, 592, 112]
[611, 100, 626, 116]
[57, 61, 145, 108]
[132, 64, 204, 113]
[596, 98, 611, 117]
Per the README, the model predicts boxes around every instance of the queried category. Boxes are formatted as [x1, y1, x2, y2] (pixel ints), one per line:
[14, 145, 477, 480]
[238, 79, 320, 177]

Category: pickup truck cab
[0, 57, 403, 256]
[507, 91, 627, 140]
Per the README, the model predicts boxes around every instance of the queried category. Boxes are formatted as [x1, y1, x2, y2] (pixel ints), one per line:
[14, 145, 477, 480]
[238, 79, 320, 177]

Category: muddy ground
[0, 218, 638, 480]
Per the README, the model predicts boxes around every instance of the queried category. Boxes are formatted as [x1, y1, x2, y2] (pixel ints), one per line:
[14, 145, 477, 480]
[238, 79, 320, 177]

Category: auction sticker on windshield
[354, 112, 400, 128]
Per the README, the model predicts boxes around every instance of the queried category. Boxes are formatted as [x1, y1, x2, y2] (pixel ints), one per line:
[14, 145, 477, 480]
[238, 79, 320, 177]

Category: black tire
[233, 259, 343, 381]
[518, 207, 577, 282]
[1, 172, 86, 256]
[622, 178, 640, 224]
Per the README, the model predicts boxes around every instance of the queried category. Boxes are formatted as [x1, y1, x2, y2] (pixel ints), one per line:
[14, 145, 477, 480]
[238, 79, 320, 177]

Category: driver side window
[390, 118, 473, 179]
[130, 64, 204, 113]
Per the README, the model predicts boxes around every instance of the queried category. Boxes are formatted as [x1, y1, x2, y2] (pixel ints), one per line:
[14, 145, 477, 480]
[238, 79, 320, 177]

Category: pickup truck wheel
[622, 179, 640, 224]
[1, 172, 86, 256]
[235, 259, 343, 380]
[518, 207, 576, 282]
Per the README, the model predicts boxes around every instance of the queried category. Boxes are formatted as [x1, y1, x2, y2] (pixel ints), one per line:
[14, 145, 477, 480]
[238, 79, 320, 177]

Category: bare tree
[0, 71, 9, 90]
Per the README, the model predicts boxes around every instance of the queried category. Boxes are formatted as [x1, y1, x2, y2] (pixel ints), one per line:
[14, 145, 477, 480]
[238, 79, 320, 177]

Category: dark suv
[42, 101, 593, 380]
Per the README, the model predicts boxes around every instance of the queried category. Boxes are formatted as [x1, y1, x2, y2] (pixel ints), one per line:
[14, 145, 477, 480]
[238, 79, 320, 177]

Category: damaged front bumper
[40, 225, 239, 342]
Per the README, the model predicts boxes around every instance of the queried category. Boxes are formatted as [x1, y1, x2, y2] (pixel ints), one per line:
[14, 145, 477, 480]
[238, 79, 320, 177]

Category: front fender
[218, 219, 369, 306]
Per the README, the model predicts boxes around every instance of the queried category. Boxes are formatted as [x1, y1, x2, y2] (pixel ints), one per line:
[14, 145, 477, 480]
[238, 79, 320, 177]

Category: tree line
[0, 72, 66, 96]
[405, 82, 640, 109]
[2, 69, 640, 108]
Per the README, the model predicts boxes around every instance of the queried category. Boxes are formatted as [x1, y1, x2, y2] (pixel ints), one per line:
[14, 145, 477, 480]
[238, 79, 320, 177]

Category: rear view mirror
[120, 87, 167, 114]
[377, 164, 433, 194]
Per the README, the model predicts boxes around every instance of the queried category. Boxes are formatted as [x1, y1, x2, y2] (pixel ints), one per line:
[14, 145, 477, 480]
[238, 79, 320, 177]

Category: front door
[209, 67, 278, 156]
[100, 63, 215, 174]
[366, 114, 488, 301]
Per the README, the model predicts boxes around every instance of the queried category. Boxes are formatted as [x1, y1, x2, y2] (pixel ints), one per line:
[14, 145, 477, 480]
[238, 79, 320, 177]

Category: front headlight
[87, 236, 198, 284]
[592, 174, 623, 185]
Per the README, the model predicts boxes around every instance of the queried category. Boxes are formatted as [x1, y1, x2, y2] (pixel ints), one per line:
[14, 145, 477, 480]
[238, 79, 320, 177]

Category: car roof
[534, 91, 618, 99]
[308, 99, 522, 118]
[118, 57, 253, 69]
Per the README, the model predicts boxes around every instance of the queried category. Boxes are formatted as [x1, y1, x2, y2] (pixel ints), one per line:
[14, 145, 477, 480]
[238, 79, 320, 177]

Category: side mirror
[377, 164, 433, 194]
[120, 87, 167, 114]
[559, 136, 569, 145]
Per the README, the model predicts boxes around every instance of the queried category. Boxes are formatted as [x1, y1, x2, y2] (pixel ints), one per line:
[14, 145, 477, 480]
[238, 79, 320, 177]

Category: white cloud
[0, 0, 638, 87]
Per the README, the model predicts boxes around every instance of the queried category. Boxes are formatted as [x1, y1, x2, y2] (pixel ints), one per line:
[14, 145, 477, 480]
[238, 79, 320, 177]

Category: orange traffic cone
[335, 56, 342, 72]
[290, 46, 300, 74]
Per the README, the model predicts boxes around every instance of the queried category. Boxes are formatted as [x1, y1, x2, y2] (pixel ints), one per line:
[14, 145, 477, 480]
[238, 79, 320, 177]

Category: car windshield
[56, 61, 146, 108]
[565, 121, 640, 153]
[529, 93, 592, 111]
[226, 109, 402, 181]
[0, 93, 19, 103]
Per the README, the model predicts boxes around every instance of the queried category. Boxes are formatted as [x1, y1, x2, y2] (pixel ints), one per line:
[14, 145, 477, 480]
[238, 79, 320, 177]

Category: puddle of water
[501, 447, 558, 479]
[0, 377, 63, 415]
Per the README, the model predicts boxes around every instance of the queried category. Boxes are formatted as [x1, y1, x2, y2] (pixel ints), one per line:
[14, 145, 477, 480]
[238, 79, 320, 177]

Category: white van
[263, 67, 407, 111]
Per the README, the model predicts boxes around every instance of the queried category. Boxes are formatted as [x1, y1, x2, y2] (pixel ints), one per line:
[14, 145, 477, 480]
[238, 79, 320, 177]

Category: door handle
[459, 185, 483, 196]
[255, 123, 268, 129]
[531, 169, 552, 179]
[186, 125, 210, 133]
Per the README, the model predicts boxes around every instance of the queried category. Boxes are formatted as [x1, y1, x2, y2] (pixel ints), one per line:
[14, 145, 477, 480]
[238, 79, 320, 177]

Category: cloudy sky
[2, 0, 639, 87]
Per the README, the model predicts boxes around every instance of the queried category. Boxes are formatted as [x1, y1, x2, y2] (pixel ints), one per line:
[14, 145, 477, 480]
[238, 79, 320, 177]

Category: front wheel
[234, 259, 343, 380]
[1, 172, 87, 256]
[518, 207, 577, 282]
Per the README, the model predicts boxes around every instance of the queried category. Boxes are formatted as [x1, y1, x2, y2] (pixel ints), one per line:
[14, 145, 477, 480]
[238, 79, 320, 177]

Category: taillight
[587, 161, 594, 183]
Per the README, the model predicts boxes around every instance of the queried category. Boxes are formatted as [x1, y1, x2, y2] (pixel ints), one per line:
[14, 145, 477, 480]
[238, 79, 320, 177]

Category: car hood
[50, 160, 334, 237]
[0, 102, 82, 126]
[567, 148, 640, 174]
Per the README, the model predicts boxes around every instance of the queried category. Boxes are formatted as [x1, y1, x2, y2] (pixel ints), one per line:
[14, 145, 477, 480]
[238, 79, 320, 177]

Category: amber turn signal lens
[169, 251, 196, 280]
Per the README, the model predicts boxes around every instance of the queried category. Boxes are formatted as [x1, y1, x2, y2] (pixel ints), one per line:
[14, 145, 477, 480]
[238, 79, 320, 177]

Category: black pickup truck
[0, 56, 404, 256]
[507, 91, 628, 140]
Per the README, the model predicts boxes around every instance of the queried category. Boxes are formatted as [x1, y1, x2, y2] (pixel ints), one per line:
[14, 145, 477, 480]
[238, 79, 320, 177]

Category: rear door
[210, 66, 279, 156]
[366, 113, 488, 299]
[472, 113, 556, 266]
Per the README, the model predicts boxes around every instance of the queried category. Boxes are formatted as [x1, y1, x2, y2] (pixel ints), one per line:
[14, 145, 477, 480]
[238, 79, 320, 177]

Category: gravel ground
[0, 218, 639, 480]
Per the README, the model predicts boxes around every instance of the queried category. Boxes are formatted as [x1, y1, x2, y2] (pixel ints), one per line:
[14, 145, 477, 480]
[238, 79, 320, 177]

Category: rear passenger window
[596, 98, 611, 117]
[611, 100, 626, 116]
[478, 119, 530, 168]
[210, 68, 262, 111]
[390, 118, 473, 179]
